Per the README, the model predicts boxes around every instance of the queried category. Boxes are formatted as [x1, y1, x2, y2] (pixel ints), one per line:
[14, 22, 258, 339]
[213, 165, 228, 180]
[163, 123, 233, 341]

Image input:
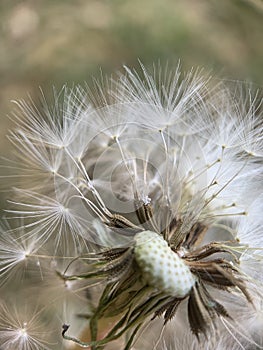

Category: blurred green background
[0, 0, 262, 158]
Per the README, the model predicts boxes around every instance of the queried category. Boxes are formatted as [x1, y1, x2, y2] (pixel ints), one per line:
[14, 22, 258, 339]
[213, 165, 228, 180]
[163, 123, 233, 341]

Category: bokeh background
[0, 0, 262, 162]
[0, 2, 262, 348]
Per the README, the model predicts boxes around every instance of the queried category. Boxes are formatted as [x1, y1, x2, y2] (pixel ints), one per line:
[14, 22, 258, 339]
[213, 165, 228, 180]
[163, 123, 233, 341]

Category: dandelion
[2, 63, 263, 349]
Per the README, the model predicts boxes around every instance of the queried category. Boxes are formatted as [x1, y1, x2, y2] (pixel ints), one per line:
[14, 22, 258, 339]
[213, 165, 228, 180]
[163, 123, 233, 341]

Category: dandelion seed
[0, 301, 52, 350]
[0, 221, 41, 287]
[6, 189, 93, 255]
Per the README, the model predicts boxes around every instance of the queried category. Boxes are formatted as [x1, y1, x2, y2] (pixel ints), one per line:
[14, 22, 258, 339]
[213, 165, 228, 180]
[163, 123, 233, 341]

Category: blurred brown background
[0, 0, 262, 158]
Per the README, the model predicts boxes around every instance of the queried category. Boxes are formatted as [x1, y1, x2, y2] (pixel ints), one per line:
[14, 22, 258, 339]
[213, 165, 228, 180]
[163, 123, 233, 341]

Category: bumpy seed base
[134, 231, 196, 298]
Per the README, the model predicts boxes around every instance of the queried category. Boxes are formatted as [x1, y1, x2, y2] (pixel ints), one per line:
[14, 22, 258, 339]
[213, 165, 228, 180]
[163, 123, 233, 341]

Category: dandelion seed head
[2, 63, 263, 350]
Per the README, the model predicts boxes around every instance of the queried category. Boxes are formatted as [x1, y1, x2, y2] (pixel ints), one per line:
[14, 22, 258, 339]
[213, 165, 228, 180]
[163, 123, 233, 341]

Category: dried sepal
[183, 222, 209, 249]
[60, 247, 134, 283]
[152, 297, 183, 324]
[134, 196, 159, 232]
[184, 241, 239, 263]
[187, 282, 231, 340]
